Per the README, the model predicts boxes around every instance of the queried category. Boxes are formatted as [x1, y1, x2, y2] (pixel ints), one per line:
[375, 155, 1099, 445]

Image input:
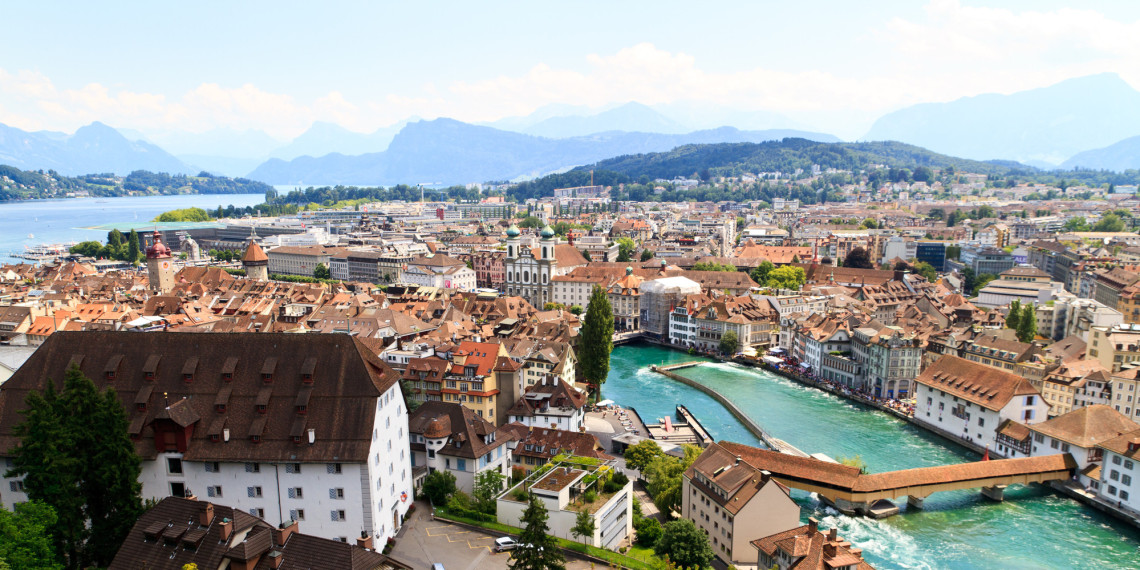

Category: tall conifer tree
[579, 285, 614, 403]
[509, 495, 565, 570]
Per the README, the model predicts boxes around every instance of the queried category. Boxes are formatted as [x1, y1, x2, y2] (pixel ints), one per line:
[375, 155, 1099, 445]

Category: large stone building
[504, 225, 588, 308]
[0, 331, 413, 544]
[145, 230, 175, 294]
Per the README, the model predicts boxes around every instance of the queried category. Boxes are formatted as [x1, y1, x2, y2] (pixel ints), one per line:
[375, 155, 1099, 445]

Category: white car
[494, 537, 519, 552]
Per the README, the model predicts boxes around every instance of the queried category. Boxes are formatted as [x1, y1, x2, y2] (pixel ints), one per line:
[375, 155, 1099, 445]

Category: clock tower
[145, 230, 175, 294]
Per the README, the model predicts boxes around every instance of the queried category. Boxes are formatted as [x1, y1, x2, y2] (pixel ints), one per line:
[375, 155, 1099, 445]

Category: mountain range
[0, 122, 193, 176]
[245, 119, 840, 186]
[6, 73, 1140, 185]
[863, 73, 1140, 167]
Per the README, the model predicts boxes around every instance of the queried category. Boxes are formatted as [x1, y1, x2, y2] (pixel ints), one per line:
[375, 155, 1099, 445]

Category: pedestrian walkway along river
[603, 343, 1140, 569]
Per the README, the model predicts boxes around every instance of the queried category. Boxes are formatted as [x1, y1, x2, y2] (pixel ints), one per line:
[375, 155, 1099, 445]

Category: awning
[762, 356, 783, 365]
[769, 347, 785, 354]
[596, 399, 615, 407]
[799, 362, 811, 369]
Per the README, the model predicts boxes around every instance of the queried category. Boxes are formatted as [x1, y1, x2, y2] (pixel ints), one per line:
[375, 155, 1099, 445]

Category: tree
[719, 330, 740, 355]
[569, 305, 584, 315]
[1005, 299, 1022, 332]
[1017, 303, 1038, 342]
[422, 470, 457, 506]
[641, 249, 654, 262]
[766, 266, 806, 291]
[962, 267, 977, 295]
[843, 247, 874, 269]
[544, 302, 566, 311]
[975, 273, 997, 293]
[655, 519, 713, 570]
[127, 229, 140, 265]
[313, 263, 331, 280]
[624, 439, 664, 473]
[579, 285, 614, 403]
[581, 249, 591, 261]
[0, 501, 64, 570]
[1063, 217, 1090, 232]
[510, 496, 565, 570]
[860, 218, 878, 229]
[106, 229, 123, 249]
[914, 261, 937, 282]
[634, 516, 663, 547]
[5, 365, 143, 568]
[570, 508, 596, 544]
[472, 470, 506, 515]
[615, 237, 636, 263]
[68, 241, 104, 258]
[1093, 214, 1126, 232]
[749, 260, 775, 285]
[643, 445, 701, 513]
[518, 216, 544, 229]
[893, 260, 910, 271]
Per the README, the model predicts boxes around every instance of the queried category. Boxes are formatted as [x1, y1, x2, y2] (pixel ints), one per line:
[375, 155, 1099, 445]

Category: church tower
[145, 230, 174, 294]
[538, 225, 557, 306]
[241, 239, 269, 281]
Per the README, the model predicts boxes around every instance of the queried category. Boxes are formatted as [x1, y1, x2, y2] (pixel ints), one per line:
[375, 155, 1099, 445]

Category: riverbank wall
[651, 366, 806, 456]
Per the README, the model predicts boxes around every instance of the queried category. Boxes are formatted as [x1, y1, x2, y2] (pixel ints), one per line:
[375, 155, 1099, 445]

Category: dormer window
[210, 433, 220, 442]
[257, 404, 267, 414]
[136, 402, 146, 412]
[302, 373, 313, 385]
[145, 371, 155, 381]
[296, 405, 307, 415]
[106, 371, 116, 381]
[183, 373, 193, 383]
[293, 435, 302, 444]
[223, 372, 233, 382]
[262, 373, 273, 384]
[251, 435, 261, 444]
[216, 404, 226, 414]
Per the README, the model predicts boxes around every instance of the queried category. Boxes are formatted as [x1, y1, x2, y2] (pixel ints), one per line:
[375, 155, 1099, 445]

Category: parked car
[495, 537, 518, 552]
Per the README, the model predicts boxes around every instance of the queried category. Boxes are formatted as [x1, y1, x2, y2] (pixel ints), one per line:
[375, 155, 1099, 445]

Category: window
[330, 487, 345, 499]
[1111, 470, 1120, 481]
[288, 487, 304, 499]
[9, 481, 24, 493]
[245, 462, 261, 473]
[204, 461, 220, 473]
[1114, 456, 1123, 466]
[289, 509, 306, 521]
[248, 486, 263, 498]
[250, 508, 265, 517]
[1051, 439, 1060, 450]
[1127, 460, 1135, 470]
[1122, 491, 1131, 501]
[285, 463, 301, 474]
[170, 482, 185, 498]
[457, 458, 467, 471]
[331, 510, 347, 522]
[206, 485, 223, 498]
[327, 463, 342, 474]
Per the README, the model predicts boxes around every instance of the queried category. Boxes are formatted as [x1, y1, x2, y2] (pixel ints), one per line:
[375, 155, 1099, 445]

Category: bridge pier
[907, 495, 927, 509]
[981, 485, 1007, 502]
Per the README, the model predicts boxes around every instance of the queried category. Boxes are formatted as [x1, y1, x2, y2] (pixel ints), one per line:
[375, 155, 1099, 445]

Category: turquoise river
[604, 343, 1140, 569]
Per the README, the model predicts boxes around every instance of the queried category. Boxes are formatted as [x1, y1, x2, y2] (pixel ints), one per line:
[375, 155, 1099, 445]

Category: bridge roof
[719, 441, 1076, 496]
[852, 454, 1076, 493]
[719, 442, 862, 490]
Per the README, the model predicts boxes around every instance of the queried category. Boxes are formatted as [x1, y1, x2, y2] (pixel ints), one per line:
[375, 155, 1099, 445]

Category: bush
[634, 517, 663, 547]
[422, 470, 457, 506]
[512, 487, 530, 502]
[582, 490, 597, 504]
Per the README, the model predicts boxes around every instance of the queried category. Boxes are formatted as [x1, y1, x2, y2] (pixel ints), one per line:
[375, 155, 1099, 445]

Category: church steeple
[145, 230, 174, 294]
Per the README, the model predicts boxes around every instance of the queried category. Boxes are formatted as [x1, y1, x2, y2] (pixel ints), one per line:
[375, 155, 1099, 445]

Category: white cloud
[2, 2, 1139, 142]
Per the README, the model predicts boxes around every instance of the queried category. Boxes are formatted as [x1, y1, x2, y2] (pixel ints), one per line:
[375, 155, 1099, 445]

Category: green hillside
[0, 165, 274, 201]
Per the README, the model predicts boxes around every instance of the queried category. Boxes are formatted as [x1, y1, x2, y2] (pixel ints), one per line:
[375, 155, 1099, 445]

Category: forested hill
[575, 138, 1028, 180]
[0, 165, 274, 201]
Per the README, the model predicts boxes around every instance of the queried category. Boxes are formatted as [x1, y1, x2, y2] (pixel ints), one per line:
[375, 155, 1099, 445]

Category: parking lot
[390, 503, 595, 569]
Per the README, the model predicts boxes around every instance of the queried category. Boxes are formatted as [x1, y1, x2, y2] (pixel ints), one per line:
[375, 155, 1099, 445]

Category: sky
[3, 0, 1140, 142]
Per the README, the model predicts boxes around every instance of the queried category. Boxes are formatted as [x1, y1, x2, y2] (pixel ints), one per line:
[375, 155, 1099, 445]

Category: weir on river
[605, 343, 1140, 570]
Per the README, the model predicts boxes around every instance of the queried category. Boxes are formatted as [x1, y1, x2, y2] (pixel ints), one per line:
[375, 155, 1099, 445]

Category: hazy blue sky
[3, 0, 1139, 140]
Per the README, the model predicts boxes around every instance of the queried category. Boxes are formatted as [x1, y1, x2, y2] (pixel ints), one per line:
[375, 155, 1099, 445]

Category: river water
[604, 343, 1140, 569]
[0, 193, 266, 263]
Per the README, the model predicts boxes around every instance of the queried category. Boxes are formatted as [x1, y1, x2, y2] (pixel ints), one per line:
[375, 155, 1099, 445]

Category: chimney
[268, 550, 284, 569]
[808, 517, 818, 534]
[823, 543, 838, 558]
[219, 518, 233, 542]
[894, 269, 905, 282]
[308, 428, 316, 445]
[828, 527, 838, 541]
[356, 530, 374, 550]
[274, 519, 298, 547]
[199, 502, 215, 526]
